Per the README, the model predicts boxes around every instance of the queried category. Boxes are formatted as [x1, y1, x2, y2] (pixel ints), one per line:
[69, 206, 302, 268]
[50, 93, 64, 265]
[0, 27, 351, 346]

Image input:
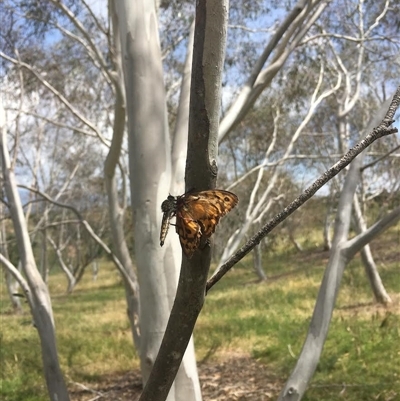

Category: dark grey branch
[207, 85, 400, 293]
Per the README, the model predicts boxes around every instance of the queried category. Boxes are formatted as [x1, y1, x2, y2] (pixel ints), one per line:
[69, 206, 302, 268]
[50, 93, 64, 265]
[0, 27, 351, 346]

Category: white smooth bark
[48, 236, 77, 293]
[137, 0, 229, 400]
[114, 1, 201, 400]
[107, 0, 142, 352]
[0, 202, 22, 311]
[218, 0, 328, 142]
[352, 195, 392, 304]
[278, 154, 362, 401]
[170, 21, 194, 196]
[0, 99, 70, 401]
[253, 244, 267, 281]
[278, 95, 398, 401]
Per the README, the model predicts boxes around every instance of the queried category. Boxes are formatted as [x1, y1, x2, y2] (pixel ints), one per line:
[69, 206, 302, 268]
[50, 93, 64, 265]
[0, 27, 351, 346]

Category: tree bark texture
[137, 0, 229, 400]
[114, 1, 202, 400]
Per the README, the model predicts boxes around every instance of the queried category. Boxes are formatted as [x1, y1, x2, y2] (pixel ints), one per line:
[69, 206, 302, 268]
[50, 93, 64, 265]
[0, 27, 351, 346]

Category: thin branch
[71, 381, 104, 400]
[17, 185, 136, 290]
[81, 0, 108, 35]
[301, 32, 385, 45]
[0, 52, 110, 148]
[207, 86, 400, 293]
[364, 0, 390, 37]
[0, 253, 33, 306]
[361, 144, 400, 171]
[345, 206, 400, 258]
[228, 24, 276, 33]
[12, 49, 24, 169]
[49, 0, 114, 87]
[245, 109, 280, 218]
[7, 108, 113, 146]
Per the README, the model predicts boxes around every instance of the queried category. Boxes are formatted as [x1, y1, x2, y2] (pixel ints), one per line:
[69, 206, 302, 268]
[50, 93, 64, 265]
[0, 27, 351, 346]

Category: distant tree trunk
[40, 215, 49, 284]
[278, 97, 399, 401]
[253, 244, 267, 281]
[322, 187, 338, 251]
[0, 100, 70, 401]
[92, 261, 99, 281]
[76, 224, 82, 269]
[48, 237, 77, 294]
[114, 1, 202, 400]
[3, 265, 23, 312]
[0, 191, 22, 312]
[288, 230, 303, 252]
[322, 206, 333, 250]
[353, 195, 392, 304]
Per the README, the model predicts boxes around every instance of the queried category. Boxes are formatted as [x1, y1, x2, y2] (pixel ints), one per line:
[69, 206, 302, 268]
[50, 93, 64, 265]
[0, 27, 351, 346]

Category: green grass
[1, 225, 399, 401]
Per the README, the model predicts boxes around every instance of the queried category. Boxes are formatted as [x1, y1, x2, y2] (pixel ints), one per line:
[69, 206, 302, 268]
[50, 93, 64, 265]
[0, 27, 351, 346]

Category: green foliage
[0, 226, 399, 401]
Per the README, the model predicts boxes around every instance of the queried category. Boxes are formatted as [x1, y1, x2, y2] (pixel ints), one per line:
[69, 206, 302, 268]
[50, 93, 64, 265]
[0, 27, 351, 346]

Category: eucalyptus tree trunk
[113, 2, 201, 400]
[278, 154, 362, 401]
[0, 217, 22, 311]
[0, 100, 70, 401]
[278, 96, 400, 401]
[253, 244, 267, 281]
[218, 0, 328, 141]
[138, 1, 229, 400]
[322, 193, 335, 250]
[352, 195, 392, 304]
[107, 0, 141, 352]
[40, 215, 49, 283]
[48, 236, 77, 293]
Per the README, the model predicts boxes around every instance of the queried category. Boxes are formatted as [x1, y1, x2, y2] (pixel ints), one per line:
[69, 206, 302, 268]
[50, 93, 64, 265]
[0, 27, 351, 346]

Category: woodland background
[0, 1, 399, 401]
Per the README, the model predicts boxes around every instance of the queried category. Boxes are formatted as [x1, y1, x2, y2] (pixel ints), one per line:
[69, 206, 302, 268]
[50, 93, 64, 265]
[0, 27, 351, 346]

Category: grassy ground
[0, 225, 399, 401]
